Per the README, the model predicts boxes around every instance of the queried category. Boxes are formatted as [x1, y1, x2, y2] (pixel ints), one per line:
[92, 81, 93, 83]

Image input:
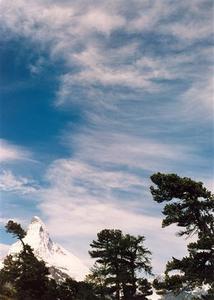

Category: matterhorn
[6, 216, 89, 281]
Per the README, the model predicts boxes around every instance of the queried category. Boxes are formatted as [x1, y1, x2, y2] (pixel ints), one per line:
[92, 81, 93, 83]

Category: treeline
[0, 173, 213, 300]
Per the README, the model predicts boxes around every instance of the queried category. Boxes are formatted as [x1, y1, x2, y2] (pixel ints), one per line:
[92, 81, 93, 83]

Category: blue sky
[0, 0, 213, 274]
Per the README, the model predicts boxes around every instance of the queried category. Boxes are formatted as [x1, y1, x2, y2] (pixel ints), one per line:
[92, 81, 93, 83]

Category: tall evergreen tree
[150, 173, 214, 297]
[89, 229, 152, 300]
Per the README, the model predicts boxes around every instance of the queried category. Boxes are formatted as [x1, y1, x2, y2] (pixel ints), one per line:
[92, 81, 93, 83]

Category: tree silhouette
[150, 173, 214, 298]
[89, 229, 152, 300]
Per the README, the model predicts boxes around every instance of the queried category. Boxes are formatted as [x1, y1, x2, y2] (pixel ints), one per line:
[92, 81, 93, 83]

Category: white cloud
[158, 0, 213, 43]
[128, 0, 171, 32]
[47, 159, 143, 191]
[0, 139, 31, 162]
[181, 77, 214, 120]
[0, 1, 124, 49]
[70, 131, 200, 172]
[164, 20, 212, 42]
[128, 0, 213, 44]
[0, 170, 38, 194]
[77, 8, 125, 35]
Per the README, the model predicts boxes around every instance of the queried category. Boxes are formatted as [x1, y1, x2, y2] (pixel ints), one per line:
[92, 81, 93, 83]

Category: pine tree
[89, 229, 152, 300]
[120, 234, 152, 299]
[150, 173, 214, 297]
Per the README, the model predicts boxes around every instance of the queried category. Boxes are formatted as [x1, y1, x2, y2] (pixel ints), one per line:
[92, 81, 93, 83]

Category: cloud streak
[68, 130, 205, 173]
[0, 139, 32, 162]
[0, 170, 38, 194]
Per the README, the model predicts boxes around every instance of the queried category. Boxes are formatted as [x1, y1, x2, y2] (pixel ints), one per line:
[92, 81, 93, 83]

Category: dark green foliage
[5, 221, 26, 249]
[166, 236, 214, 286]
[150, 173, 214, 297]
[153, 274, 185, 296]
[136, 279, 153, 299]
[72, 280, 99, 300]
[5, 221, 26, 240]
[86, 263, 110, 299]
[150, 173, 213, 237]
[0, 245, 50, 300]
[56, 278, 98, 300]
[89, 229, 152, 300]
[42, 279, 60, 300]
[0, 281, 17, 300]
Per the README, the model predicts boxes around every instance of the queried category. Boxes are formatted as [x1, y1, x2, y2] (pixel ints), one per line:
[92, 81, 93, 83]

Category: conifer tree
[150, 173, 214, 297]
[89, 229, 152, 300]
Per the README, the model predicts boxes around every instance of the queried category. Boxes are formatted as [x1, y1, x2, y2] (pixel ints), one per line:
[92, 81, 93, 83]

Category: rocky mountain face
[7, 216, 89, 281]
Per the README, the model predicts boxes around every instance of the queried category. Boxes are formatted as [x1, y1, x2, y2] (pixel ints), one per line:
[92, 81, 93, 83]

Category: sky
[0, 0, 213, 276]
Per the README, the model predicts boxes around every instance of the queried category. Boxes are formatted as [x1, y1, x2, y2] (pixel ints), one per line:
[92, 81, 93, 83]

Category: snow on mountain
[7, 216, 89, 281]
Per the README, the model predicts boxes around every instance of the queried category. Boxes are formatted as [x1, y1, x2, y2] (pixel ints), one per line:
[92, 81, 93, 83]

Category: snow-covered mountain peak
[31, 215, 44, 225]
[28, 215, 49, 236]
[7, 216, 89, 281]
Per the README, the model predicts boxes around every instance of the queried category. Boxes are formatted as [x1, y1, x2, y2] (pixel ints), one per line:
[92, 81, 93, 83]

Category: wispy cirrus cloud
[0, 170, 38, 194]
[46, 159, 144, 191]
[69, 131, 201, 172]
[0, 139, 31, 162]
[181, 76, 214, 120]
